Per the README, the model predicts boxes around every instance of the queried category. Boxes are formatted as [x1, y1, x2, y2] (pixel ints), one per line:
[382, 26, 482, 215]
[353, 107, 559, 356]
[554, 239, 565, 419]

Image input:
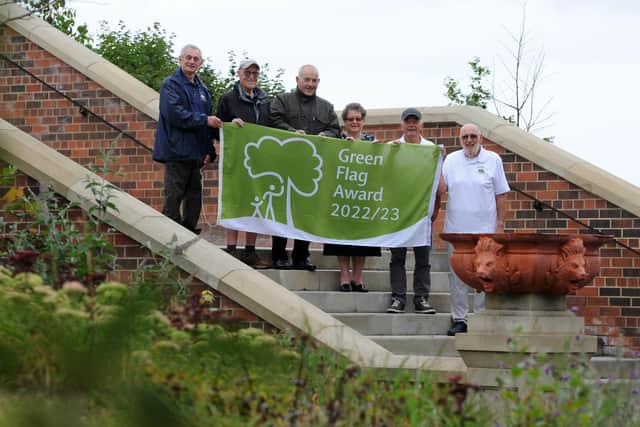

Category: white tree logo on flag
[243, 136, 323, 225]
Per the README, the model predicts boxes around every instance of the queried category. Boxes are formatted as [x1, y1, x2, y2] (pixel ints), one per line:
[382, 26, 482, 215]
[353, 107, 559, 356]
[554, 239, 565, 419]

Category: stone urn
[440, 232, 611, 387]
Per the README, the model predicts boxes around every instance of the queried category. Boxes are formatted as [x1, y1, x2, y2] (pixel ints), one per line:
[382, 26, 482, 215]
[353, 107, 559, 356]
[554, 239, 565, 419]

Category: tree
[13, 0, 285, 100]
[492, 2, 552, 133]
[444, 2, 552, 136]
[94, 21, 176, 92]
[94, 24, 285, 101]
[443, 57, 492, 109]
[14, 0, 91, 45]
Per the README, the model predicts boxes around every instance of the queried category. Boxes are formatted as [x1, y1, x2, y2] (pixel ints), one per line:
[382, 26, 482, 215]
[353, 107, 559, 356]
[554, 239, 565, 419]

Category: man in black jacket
[216, 59, 270, 268]
[269, 64, 340, 270]
[153, 44, 221, 234]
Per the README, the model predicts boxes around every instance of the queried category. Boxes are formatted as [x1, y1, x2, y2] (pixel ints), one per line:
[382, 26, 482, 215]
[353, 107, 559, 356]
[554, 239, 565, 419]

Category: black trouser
[389, 246, 431, 302]
[271, 236, 310, 264]
[162, 160, 202, 232]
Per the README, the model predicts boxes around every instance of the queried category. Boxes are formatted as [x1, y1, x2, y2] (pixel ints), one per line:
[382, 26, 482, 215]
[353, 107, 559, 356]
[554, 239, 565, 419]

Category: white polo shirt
[443, 146, 509, 233]
[398, 135, 434, 146]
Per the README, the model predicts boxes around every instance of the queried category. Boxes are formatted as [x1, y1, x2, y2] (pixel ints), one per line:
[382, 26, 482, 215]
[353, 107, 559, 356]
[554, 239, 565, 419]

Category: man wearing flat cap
[216, 58, 271, 268]
[386, 108, 440, 315]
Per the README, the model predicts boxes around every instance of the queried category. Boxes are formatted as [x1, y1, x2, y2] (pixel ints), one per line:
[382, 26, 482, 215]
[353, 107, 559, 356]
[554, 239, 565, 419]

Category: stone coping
[0, 117, 466, 376]
[2, 2, 639, 217]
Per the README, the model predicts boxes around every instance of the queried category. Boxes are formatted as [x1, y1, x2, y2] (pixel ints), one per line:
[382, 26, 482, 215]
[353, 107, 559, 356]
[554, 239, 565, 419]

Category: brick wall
[1, 27, 639, 354]
[364, 122, 640, 355]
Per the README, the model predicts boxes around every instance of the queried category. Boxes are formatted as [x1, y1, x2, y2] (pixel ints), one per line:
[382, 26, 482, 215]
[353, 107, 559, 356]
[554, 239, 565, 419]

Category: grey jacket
[270, 88, 340, 137]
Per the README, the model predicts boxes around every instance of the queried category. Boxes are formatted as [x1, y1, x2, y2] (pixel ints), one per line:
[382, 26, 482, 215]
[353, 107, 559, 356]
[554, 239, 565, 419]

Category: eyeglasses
[461, 134, 479, 139]
[345, 117, 363, 122]
[243, 70, 260, 77]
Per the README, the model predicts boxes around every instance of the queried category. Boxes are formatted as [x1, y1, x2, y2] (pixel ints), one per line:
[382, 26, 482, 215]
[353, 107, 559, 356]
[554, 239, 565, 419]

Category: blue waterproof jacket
[153, 68, 216, 162]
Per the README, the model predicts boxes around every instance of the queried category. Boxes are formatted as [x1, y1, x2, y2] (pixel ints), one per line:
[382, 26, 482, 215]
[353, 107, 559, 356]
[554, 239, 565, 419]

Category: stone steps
[295, 291, 473, 314]
[252, 248, 461, 357]
[369, 335, 458, 357]
[208, 240, 634, 373]
[331, 313, 452, 335]
[259, 270, 452, 292]
[253, 248, 451, 271]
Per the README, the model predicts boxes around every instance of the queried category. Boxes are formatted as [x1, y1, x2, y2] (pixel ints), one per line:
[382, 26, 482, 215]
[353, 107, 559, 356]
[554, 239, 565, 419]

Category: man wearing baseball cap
[386, 108, 439, 315]
[216, 58, 271, 268]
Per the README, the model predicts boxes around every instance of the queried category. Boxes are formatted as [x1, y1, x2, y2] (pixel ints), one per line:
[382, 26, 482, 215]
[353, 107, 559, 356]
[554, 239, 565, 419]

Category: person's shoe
[272, 258, 292, 269]
[447, 321, 467, 336]
[292, 259, 317, 271]
[242, 251, 271, 269]
[414, 296, 436, 314]
[386, 297, 405, 313]
[340, 283, 352, 292]
[350, 281, 368, 293]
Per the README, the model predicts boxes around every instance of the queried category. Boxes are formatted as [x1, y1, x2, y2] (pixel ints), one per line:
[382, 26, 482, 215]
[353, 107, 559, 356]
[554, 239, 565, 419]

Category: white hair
[179, 44, 202, 58]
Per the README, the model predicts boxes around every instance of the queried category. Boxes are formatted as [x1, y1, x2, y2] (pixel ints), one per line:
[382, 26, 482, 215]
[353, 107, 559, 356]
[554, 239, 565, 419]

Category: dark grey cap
[401, 108, 422, 121]
[238, 58, 260, 69]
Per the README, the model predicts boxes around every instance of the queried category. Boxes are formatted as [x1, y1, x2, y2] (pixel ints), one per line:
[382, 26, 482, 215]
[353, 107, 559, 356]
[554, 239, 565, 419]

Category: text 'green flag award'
[218, 123, 442, 247]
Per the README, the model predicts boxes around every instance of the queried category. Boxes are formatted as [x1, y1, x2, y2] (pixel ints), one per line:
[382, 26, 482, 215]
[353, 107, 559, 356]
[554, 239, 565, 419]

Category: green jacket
[270, 89, 340, 137]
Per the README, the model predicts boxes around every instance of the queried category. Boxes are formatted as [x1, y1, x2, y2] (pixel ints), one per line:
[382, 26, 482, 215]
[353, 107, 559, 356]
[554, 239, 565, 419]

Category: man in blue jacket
[153, 44, 221, 234]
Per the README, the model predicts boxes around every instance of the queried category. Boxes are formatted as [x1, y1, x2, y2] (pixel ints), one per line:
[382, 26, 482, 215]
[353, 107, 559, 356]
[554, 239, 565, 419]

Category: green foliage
[91, 22, 286, 101]
[4, 184, 93, 285]
[0, 144, 120, 286]
[0, 267, 490, 426]
[131, 235, 193, 307]
[492, 338, 640, 427]
[92, 21, 286, 100]
[93, 21, 177, 92]
[92, 20, 286, 101]
[444, 55, 555, 142]
[16, 0, 92, 45]
[444, 57, 492, 109]
[18, 1, 286, 102]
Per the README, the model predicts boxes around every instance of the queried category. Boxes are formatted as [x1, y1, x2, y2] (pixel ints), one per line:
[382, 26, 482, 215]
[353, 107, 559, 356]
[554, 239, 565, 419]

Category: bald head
[298, 64, 318, 76]
[459, 123, 482, 158]
[296, 64, 320, 96]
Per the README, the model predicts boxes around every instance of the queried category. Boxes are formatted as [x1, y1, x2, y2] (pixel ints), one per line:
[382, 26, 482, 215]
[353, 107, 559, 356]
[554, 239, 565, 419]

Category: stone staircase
[257, 248, 466, 357]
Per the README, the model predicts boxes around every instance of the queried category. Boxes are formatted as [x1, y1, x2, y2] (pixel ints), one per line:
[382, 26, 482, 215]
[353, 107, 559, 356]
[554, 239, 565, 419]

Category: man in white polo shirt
[442, 123, 510, 335]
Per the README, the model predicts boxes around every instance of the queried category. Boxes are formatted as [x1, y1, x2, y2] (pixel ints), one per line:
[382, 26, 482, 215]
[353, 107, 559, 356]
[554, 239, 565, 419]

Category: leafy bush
[0, 257, 497, 426]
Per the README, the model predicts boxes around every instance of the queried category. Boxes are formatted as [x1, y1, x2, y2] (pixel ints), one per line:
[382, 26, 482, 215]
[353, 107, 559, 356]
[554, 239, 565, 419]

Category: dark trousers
[389, 246, 431, 302]
[271, 236, 310, 264]
[162, 160, 202, 232]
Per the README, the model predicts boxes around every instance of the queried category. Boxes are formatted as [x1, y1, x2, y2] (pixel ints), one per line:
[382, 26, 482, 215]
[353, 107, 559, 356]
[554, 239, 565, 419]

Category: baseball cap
[238, 58, 260, 69]
[401, 108, 422, 121]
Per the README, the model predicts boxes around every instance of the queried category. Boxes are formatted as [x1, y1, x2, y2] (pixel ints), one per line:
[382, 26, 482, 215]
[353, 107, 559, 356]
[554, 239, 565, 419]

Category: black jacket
[216, 82, 270, 127]
[270, 88, 340, 137]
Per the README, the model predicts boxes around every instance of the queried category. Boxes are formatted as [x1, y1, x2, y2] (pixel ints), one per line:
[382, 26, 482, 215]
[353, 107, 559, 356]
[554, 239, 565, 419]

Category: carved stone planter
[440, 233, 611, 387]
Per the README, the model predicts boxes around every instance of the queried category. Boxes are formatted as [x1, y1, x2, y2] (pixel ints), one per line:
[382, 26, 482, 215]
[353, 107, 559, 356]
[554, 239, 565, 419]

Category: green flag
[218, 123, 442, 247]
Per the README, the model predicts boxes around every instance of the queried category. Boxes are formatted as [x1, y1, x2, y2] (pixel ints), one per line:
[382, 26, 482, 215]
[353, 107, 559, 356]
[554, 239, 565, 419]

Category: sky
[69, 0, 640, 187]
